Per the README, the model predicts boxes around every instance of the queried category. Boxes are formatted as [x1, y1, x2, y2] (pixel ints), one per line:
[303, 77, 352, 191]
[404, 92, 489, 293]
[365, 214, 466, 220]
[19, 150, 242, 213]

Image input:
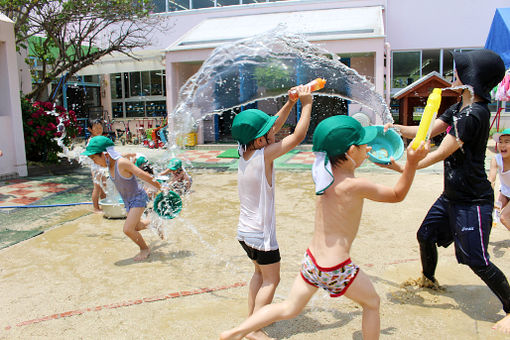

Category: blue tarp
[485, 7, 510, 69]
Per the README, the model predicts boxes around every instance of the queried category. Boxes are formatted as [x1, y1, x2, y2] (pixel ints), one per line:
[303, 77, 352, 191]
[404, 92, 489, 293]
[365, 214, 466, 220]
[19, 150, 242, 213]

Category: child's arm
[384, 118, 448, 139]
[265, 85, 312, 162]
[159, 168, 171, 176]
[118, 158, 162, 191]
[489, 157, 498, 189]
[272, 88, 299, 133]
[380, 131, 461, 173]
[357, 141, 429, 203]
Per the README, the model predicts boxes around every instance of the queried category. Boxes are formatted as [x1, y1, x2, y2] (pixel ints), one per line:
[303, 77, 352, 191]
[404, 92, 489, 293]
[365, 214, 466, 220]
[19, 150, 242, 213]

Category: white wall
[386, 0, 509, 50]
[0, 13, 27, 178]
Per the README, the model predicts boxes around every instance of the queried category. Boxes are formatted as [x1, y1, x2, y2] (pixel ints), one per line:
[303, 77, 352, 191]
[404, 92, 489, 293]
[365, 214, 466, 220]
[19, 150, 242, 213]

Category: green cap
[135, 156, 148, 168]
[81, 136, 114, 156]
[168, 158, 182, 170]
[312, 115, 378, 157]
[493, 128, 510, 142]
[231, 109, 278, 145]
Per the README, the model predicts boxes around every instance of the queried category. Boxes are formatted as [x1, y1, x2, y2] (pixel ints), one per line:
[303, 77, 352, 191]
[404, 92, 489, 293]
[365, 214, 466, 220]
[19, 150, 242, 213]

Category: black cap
[452, 49, 505, 103]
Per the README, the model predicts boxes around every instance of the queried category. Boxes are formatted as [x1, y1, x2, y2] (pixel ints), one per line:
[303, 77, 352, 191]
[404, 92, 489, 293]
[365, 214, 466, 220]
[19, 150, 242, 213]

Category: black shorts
[417, 195, 492, 267]
[239, 240, 281, 265]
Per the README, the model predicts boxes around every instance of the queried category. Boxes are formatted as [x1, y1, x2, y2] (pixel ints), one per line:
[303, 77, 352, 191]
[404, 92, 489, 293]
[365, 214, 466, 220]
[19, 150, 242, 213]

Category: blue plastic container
[367, 126, 404, 164]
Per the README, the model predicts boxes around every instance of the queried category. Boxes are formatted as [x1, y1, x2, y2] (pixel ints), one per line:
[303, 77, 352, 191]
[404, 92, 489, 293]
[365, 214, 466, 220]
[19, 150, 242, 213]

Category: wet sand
[2, 168, 510, 339]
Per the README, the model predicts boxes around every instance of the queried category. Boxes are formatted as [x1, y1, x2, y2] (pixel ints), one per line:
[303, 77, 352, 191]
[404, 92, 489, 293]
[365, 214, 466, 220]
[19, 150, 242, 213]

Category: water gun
[289, 78, 326, 101]
[411, 88, 442, 150]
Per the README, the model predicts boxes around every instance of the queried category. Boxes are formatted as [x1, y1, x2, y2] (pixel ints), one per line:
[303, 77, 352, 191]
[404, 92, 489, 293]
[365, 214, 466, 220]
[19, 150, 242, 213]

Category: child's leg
[498, 194, 510, 231]
[249, 261, 280, 314]
[246, 262, 280, 340]
[123, 207, 150, 261]
[343, 269, 380, 340]
[220, 274, 317, 340]
[91, 182, 102, 212]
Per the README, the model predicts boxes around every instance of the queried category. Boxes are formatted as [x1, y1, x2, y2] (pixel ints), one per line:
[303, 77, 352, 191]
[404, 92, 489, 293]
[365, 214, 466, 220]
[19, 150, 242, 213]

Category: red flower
[27, 119, 33, 126]
[43, 102, 53, 110]
[30, 137, 35, 143]
[47, 122, 56, 130]
[39, 130, 46, 136]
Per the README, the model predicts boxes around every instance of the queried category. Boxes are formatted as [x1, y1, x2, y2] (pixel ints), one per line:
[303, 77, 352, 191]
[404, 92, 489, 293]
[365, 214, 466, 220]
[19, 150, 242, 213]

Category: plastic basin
[99, 198, 127, 219]
[367, 126, 404, 164]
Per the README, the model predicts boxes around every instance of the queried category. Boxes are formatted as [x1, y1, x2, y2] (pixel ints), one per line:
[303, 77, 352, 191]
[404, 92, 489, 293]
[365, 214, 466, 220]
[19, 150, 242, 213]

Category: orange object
[289, 78, 326, 101]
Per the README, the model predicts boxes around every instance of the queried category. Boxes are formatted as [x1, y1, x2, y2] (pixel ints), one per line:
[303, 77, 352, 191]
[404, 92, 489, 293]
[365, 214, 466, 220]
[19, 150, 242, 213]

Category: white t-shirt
[236, 148, 277, 251]
[496, 153, 510, 197]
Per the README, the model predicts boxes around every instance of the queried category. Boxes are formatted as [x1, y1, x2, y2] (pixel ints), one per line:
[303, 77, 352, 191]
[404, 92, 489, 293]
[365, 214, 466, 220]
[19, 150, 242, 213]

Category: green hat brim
[493, 128, 510, 142]
[254, 115, 278, 140]
[359, 126, 378, 145]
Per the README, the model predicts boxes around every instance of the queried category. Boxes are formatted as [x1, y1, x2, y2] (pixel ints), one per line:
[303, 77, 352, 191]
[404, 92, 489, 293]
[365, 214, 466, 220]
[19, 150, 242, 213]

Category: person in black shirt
[384, 49, 510, 333]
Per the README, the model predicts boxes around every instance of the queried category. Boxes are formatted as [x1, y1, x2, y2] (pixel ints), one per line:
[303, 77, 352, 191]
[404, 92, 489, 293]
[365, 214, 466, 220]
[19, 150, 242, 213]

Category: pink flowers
[22, 98, 83, 162]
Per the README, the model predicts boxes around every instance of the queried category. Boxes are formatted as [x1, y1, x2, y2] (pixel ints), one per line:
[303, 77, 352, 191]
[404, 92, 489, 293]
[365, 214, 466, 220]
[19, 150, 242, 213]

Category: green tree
[1, 0, 165, 100]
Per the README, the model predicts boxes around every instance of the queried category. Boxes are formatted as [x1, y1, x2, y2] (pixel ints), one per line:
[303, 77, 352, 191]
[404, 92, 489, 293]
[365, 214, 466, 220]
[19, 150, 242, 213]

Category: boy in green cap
[82, 136, 161, 261]
[221, 115, 428, 340]
[229, 85, 312, 340]
[159, 157, 192, 195]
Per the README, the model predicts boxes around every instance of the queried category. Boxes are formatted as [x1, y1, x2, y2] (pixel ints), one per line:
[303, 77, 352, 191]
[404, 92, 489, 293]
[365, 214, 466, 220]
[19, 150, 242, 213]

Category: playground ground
[2, 142, 510, 339]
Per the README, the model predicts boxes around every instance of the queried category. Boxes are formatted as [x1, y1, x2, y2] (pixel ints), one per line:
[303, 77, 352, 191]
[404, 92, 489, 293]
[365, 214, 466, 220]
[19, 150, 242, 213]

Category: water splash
[169, 28, 392, 143]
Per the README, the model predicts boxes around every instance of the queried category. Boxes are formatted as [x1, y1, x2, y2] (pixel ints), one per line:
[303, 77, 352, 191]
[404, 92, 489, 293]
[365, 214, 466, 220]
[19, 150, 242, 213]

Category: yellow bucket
[177, 133, 197, 147]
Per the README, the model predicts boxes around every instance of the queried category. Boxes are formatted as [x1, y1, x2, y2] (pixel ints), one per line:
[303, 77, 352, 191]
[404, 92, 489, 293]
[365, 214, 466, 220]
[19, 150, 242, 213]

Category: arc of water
[167, 28, 392, 147]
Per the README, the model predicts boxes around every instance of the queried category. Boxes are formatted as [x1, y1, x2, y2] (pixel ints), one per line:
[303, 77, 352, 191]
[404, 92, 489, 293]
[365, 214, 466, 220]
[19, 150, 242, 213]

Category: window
[112, 102, 124, 119]
[216, 0, 240, 6]
[192, 0, 215, 9]
[168, 0, 190, 11]
[392, 51, 421, 88]
[110, 73, 123, 99]
[150, 70, 163, 95]
[126, 101, 145, 117]
[129, 72, 141, 97]
[421, 50, 440, 77]
[152, 0, 166, 12]
[141, 71, 151, 96]
[146, 100, 167, 116]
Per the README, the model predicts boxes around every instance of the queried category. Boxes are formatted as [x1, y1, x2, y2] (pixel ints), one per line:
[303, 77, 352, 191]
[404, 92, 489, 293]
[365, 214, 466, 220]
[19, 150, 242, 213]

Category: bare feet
[93, 208, 103, 213]
[219, 330, 242, 340]
[493, 314, 510, 333]
[246, 330, 274, 340]
[134, 248, 150, 261]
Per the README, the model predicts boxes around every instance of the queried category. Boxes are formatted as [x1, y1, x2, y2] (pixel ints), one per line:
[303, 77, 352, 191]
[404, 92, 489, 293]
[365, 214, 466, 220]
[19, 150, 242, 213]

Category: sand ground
[2, 163, 510, 339]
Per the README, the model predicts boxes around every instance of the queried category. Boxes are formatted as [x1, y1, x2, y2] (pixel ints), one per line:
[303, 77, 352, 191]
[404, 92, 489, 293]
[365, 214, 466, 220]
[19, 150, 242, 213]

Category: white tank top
[237, 148, 278, 251]
[496, 153, 510, 197]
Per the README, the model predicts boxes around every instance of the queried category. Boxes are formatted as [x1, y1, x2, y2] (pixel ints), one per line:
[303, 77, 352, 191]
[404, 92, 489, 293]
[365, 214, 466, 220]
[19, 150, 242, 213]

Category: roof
[75, 49, 165, 76]
[166, 6, 385, 52]
[393, 71, 452, 99]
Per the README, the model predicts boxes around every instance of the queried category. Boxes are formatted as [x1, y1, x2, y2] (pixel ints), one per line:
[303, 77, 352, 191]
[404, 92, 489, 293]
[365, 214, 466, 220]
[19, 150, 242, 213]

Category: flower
[21, 98, 83, 162]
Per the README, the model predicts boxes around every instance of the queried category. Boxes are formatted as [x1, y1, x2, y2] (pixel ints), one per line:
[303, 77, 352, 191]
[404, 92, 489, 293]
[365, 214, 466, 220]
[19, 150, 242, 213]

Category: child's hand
[383, 123, 394, 133]
[406, 139, 430, 165]
[296, 84, 312, 105]
[375, 157, 403, 173]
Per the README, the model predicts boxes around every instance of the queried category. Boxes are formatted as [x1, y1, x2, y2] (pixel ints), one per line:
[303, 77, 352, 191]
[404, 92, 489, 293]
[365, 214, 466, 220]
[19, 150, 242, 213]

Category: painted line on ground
[4, 281, 246, 331]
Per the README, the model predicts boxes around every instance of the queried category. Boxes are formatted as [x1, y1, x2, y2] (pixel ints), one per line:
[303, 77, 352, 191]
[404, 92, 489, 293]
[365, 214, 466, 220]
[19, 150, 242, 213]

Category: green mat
[217, 148, 239, 159]
[0, 229, 43, 249]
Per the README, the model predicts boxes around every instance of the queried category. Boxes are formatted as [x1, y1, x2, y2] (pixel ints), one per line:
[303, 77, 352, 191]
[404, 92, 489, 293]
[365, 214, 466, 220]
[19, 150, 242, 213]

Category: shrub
[21, 98, 82, 162]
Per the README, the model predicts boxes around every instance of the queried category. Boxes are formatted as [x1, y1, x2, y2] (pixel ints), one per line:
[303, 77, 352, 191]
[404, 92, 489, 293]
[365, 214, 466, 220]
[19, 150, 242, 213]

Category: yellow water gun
[412, 88, 442, 150]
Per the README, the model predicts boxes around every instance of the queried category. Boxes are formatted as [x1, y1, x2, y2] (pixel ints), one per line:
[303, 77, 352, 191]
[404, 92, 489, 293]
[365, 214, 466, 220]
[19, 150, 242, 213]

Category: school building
[28, 0, 510, 144]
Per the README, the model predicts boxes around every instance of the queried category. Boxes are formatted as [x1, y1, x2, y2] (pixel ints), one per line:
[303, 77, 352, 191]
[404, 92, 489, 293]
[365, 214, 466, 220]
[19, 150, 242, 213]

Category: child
[220, 115, 428, 340]
[382, 49, 510, 333]
[82, 136, 161, 261]
[159, 158, 192, 196]
[489, 128, 510, 231]
[87, 119, 106, 212]
[229, 85, 312, 340]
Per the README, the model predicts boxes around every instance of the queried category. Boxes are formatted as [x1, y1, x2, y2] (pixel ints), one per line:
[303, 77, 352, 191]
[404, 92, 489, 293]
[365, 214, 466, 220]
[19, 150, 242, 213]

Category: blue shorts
[417, 195, 492, 267]
[123, 190, 149, 213]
